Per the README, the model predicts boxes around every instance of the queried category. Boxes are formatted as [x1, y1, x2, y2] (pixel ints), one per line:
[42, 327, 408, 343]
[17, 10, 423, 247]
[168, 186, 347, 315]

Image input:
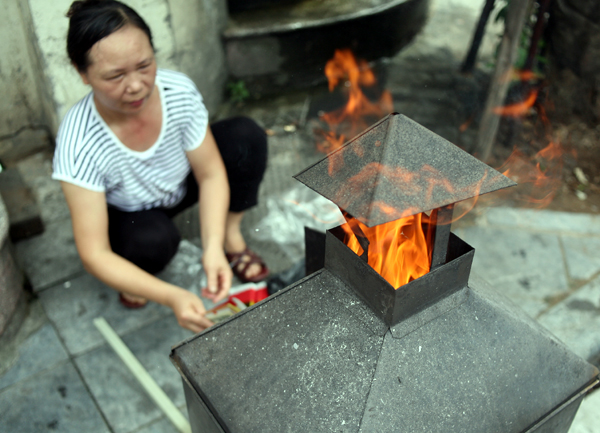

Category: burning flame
[330, 161, 492, 227]
[315, 50, 431, 288]
[341, 213, 431, 288]
[315, 56, 544, 290]
[490, 70, 567, 208]
[493, 89, 539, 117]
[497, 140, 564, 207]
[316, 49, 393, 159]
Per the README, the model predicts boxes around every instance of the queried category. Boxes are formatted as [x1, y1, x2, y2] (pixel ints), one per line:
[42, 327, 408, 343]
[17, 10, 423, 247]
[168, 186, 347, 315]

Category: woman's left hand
[201, 246, 232, 302]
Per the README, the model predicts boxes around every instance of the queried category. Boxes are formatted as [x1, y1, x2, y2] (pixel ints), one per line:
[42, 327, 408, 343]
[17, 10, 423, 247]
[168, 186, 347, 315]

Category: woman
[53, 0, 268, 333]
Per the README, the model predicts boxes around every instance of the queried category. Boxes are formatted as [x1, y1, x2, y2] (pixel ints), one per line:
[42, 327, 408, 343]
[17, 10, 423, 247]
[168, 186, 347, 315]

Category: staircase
[223, 0, 430, 97]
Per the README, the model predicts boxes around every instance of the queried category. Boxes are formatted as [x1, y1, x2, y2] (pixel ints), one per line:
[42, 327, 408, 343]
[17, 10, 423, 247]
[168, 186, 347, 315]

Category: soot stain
[512, 249, 527, 258]
[57, 385, 67, 398]
[567, 300, 599, 312]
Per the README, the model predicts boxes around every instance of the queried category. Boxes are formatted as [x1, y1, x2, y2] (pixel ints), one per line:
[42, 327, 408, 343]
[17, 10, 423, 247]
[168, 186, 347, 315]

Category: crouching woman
[53, 0, 269, 332]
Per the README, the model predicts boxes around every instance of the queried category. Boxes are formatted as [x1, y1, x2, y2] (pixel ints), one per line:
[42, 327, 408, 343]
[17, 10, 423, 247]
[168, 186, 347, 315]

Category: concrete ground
[1, 1, 599, 432]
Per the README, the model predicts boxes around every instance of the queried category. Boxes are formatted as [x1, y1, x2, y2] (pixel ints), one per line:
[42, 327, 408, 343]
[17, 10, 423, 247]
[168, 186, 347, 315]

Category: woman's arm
[186, 127, 232, 300]
[61, 182, 213, 333]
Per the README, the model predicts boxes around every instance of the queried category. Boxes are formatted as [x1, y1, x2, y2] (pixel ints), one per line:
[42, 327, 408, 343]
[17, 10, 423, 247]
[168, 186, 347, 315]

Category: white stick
[93, 317, 192, 433]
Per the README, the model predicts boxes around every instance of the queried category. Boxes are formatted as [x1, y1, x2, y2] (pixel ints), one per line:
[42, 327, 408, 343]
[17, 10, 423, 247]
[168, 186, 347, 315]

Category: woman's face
[79, 25, 157, 117]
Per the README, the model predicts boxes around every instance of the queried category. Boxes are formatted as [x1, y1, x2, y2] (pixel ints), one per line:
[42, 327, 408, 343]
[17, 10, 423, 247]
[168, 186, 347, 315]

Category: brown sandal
[225, 247, 269, 283]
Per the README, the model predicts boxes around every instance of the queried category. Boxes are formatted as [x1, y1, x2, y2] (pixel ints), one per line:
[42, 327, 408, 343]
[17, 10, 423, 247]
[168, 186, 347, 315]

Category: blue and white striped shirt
[52, 69, 208, 211]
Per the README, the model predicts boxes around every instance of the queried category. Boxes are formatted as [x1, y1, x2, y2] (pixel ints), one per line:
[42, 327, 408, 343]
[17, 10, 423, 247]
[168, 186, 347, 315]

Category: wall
[0, 0, 56, 155]
[169, 0, 228, 110]
[9, 0, 228, 138]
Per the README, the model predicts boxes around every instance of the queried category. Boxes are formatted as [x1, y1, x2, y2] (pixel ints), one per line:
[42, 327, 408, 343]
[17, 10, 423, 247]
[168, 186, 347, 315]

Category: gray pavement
[2, 1, 600, 432]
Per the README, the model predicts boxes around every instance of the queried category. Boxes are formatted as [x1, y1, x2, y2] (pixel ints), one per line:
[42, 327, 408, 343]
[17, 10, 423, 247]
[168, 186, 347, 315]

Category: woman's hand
[167, 288, 214, 333]
[61, 181, 216, 334]
[202, 246, 232, 303]
[186, 128, 232, 303]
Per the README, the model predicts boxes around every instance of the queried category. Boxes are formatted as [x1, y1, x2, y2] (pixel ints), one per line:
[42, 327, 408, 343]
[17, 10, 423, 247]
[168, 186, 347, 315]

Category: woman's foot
[119, 292, 148, 309]
[225, 247, 269, 283]
[224, 211, 267, 282]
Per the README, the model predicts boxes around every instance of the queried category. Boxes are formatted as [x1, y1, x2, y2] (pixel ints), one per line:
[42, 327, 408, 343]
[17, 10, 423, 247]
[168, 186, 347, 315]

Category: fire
[316, 49, 393, 157]
[335, 162, 489, 289]
[498, 140, 564, 207]
[341, 213, 431, 288]
[493, 89, 539, 117]
[330, 160, 493, 227]
[493, 69, 541, 118]
[316, 49, 425, 288]
[314, 52, 509, 290]
[491, 70, 567, 208]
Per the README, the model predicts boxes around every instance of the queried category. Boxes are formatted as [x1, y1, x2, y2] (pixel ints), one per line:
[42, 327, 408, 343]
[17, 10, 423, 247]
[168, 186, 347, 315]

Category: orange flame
[491, 70, 567, 208]
[493, 89, 539, 117]
[460, 116, 474, 132]
[494, 68, 541, 118]
[316, 49, 393, 156]
[498, 140, 564, 208]
[330, 161, 493, 227]
[316, 52, 510, 289]
[341, 213, 431, 288]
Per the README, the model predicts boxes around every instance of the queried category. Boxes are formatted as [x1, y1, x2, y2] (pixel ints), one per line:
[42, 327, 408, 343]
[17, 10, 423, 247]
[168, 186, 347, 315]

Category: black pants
[107, 116, 268, 274]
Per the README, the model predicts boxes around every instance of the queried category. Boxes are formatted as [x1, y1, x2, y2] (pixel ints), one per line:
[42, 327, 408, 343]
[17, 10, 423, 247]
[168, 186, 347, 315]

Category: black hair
[66, 0, 154, 72]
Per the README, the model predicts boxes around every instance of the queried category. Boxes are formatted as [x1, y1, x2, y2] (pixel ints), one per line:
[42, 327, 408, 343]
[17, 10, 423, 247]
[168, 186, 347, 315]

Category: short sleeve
[157, 69, 209, 152]
[182, 87, 209, 151]
[51, 96, 107, 192]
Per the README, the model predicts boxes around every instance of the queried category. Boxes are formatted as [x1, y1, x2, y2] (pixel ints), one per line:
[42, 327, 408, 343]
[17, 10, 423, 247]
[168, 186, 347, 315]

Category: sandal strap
[226, 247, 260, 266]
[225, 247, 269, 283]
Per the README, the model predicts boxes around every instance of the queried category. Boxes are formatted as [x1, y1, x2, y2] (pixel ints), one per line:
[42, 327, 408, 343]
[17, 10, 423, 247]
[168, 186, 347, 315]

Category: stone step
[0, 193, 25, 339]
[0, 128, 51, 242]
[0, 128, 51, 167]
[223, 0, 430, 97]
[0, 168, 44, 241]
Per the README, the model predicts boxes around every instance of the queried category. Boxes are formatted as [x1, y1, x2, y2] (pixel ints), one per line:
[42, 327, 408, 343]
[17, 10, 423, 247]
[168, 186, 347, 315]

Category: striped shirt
[52, 69, 209, 211]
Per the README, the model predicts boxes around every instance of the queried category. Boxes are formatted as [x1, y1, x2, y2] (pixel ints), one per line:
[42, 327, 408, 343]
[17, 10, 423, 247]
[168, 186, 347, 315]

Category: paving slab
[454, 225, 569, 318]
[132, 415, 186, 433]
[478, 207, 600, 235]
[0, 323, 68, 391]
[75, 314, 191, 433]
[0, 361, 110, 433]
[38, 240, 215, 357]
[39, 273, 172, 356]
[16, 151, 71, 224]
[0, 299, 47, 378]
[14, 218, 83, 291]
[8, 152, 81, 291]
[561, 235, 600, 281]
[236, 124, 326, 275]
[248, 184, 343, 267]
[538, 275, 600, 363]
[157, 239, 206, 293]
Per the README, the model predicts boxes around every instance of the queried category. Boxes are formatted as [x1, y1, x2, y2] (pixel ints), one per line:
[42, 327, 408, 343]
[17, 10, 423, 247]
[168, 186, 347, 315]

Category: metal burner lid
[170, 268, 598, 433]
[295, 113, 516, 227]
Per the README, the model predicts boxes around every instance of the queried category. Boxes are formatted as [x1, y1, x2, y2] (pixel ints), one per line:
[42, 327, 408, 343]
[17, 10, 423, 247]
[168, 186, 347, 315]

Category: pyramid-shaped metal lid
[295, 113, 516, 227]
[171, 270, 599, 433]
